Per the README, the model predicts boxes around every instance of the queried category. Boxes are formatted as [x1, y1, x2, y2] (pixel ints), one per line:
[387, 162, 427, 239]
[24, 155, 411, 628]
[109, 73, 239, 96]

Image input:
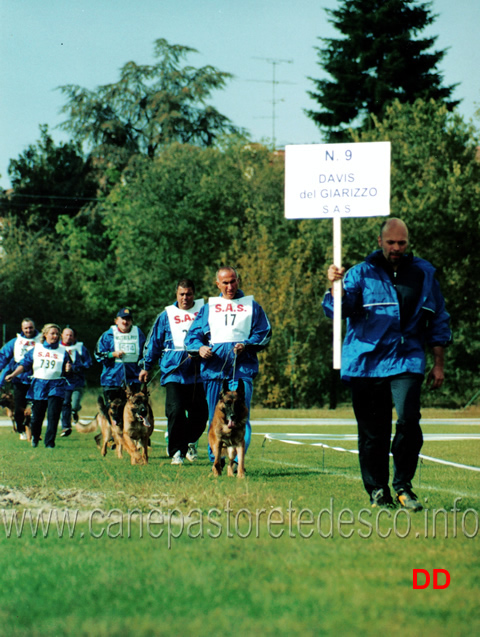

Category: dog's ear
[221, 378, 230, 396]
[236, 378, 245, 398]
[98, 395, 109, 417]
[125, 386, 133, 399]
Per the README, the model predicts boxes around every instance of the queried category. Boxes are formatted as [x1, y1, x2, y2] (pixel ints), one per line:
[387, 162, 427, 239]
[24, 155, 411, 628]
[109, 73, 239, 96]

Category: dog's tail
[75, 396, 106, 434]
[75, 417, 99, 434]
[97, 395, 110, 419]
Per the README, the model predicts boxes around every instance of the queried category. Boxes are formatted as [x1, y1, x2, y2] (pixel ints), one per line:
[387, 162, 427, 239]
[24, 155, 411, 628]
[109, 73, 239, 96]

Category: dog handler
[95, 308, 146, 405]
[60, 326, 92, 437]
[185, 266, 272, 462]
[139, 278, 208, 465]
[0, 318, 41, 440]
[323, 218, 451, 511]
[5, 323, 72, 448]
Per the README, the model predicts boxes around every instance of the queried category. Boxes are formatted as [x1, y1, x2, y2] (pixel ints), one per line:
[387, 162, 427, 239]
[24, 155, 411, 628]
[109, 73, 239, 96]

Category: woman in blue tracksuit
[140, 279, 208, 464]
[323, 219, 451, 510]
[184, 267, 272, 462]
[6, 323, 72, 448]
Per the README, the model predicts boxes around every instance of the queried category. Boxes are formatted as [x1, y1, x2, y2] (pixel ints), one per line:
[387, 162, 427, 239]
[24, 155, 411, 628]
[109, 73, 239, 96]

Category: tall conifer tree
[307, 0, 458, 140]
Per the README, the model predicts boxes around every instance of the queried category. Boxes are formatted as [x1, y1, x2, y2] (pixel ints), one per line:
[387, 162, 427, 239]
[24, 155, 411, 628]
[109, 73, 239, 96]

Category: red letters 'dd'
[413, 569, 450, 589]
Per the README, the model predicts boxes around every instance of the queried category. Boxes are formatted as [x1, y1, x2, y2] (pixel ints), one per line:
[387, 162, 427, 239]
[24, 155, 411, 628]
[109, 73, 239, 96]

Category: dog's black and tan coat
[77, 386, 154, 465]
[209, 379, 247, 478]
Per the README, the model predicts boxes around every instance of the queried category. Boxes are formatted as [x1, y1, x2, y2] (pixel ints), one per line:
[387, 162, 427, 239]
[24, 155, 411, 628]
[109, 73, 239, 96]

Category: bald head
[378, 218, 409, 268]
[216, 267, 239, 299]
[216, 266, 238, 282]
[379, 217, 409, 240]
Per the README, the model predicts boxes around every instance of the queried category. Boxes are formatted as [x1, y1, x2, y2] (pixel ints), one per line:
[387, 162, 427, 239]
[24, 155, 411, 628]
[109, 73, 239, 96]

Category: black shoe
[72, 411, 79, 423]
[60, 428, 72, 437]
[31, 440, 38, 448]
[396, 490, 423, 512]
[371, 488, 395, 508]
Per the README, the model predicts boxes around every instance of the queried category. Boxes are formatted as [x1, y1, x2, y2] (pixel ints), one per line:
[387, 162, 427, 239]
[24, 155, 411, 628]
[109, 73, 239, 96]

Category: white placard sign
[284, 141, 391, 219]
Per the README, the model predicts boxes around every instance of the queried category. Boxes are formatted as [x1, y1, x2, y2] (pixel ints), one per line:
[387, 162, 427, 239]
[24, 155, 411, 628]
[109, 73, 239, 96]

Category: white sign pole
[333, 215, 342, 370]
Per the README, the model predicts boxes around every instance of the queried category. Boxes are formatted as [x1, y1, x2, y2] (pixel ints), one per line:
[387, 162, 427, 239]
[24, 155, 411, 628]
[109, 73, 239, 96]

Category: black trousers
[13, 383, 29, 433]
[350, 373, 424, 499]
[31, 396, 64, 447]
[165, 382, 208, 457]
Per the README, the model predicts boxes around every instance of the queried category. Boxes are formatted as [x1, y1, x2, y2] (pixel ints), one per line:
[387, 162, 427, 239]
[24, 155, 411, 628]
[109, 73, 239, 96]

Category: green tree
[57, 38, 243, 173]
[2, 125, 97, 230]
[237, 220, 335, 408]
[0, 218, 64, 326]
[53, 141, 284, 327]
[307, 0, 458, 140]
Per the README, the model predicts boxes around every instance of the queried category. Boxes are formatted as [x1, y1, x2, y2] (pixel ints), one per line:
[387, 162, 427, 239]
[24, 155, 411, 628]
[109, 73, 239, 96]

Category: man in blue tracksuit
[60, 326, 93, 436]
[185, 266, 272, 463]
[95, 308, 146, 405]
[139, 278, 208, 465]
[0, 318, 41, 440]
[323, 218, 451, 511]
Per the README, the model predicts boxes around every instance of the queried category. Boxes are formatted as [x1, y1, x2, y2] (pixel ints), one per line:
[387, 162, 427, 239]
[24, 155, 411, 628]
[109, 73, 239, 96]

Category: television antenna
[249, 57, 294, 149]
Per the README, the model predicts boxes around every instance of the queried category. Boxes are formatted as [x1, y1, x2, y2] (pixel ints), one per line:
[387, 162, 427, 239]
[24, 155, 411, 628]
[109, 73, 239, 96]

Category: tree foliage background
[1, 33, 479, 409]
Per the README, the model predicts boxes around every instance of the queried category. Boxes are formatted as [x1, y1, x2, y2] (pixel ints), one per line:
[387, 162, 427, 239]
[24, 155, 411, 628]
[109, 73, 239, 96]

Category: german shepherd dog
[75, 396, 125, 458]
[209, 379, 248, 478]
[0, 389, 32, 439]
[121, 385, 154, 465]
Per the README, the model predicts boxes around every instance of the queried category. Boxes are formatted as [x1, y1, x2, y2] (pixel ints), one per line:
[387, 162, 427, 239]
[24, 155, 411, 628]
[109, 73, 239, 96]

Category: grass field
[0, 394, 479, 636]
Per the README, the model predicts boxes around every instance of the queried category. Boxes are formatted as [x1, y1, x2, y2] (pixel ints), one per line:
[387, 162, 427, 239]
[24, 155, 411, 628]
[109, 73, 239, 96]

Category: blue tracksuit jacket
[95, 326, 146, 388]
[19, 343, 71, 400]
[322, 250, 451, 380]
[142, 302, 202, 385]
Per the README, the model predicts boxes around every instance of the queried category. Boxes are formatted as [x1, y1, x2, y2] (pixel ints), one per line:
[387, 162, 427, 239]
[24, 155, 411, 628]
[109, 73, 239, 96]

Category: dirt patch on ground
[0, 484, 177, 524]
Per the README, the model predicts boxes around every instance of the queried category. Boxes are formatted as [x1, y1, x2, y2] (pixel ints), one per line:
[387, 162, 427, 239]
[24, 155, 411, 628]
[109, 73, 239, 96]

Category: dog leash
[158, 350, 191, 381]
[218, 346, 236, 378]
[121, 360, 128, 388]
[216, 347, 238, 391]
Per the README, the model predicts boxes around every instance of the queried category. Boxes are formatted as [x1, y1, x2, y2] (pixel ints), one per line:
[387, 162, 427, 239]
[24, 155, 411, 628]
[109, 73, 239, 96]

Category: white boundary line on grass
[259, 433, 480, 441]
[262, 433, 480, 473]
[260, 458, 478, 500]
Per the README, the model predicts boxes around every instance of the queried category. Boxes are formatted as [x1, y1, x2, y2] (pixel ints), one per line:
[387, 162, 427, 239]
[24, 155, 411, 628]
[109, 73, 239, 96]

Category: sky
[1, 0, 479, 190]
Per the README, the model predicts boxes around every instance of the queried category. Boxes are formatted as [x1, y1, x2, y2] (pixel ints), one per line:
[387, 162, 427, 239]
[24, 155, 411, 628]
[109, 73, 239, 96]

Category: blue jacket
[142, 303, 202, 385]
[322, 250, 451, 380]
[95, 326, 146, 388]
[184, 290, 271, 381]
[0, 331, 41, 386]
[19, 343, 71, 400]
[62, 342, 93, 390]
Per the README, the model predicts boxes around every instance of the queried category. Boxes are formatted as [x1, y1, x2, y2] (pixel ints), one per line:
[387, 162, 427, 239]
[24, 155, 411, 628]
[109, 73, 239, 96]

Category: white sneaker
[19, 432, 27, 441]
[171, 450, 184, 465]
[186, 443, 198, 462]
